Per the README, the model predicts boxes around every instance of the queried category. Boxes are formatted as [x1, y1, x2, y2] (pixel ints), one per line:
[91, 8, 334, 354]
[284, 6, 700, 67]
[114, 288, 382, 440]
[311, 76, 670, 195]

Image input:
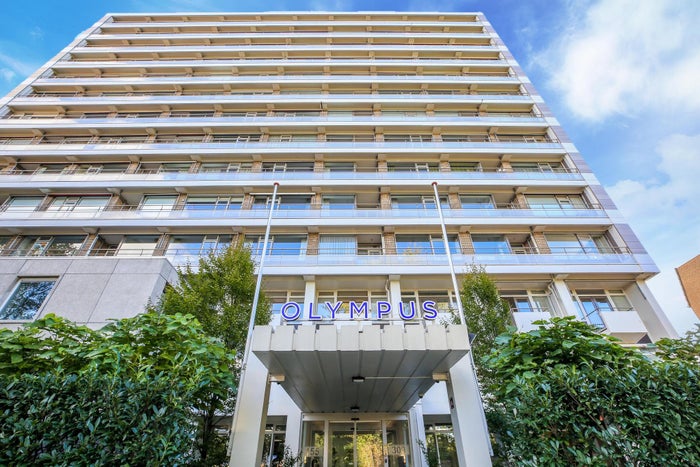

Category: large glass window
[424, 423, 458, 467]
[140, 195, 177, 211]
[572, 289, 633, 328]
[2, 196, 44, 212]
[184, 195, 243, 211]
[502, 290, 552, 313]
[116, 235, 160, 256]
[546, 234, 611, 254]
[47, 196, 110, 212]
[245, 235, 307, 256]
[0, 280, 56, 320]
[260, 422, 286, 467]
[526, 194, 586, 209]
[459, 194, 494, 209]
[318, 235, 356, 255]
[396, 234, 459, 254]
[322, 195, 355, 209]
[471, 235, 511, 254]
[12, 236, 85, 256]
[165, 234, 231, 256]
[391, 195, 449, 210]
[252, 195, 312, 210]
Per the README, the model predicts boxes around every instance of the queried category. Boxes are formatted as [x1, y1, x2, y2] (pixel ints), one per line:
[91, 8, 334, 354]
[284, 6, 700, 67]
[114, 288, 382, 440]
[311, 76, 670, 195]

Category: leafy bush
[484, 317, 700, 466]
[0, 313, 236, 466]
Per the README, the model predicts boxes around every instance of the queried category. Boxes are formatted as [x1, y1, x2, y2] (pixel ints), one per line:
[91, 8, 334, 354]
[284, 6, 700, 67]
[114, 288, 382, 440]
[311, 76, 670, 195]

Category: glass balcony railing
[0, 166, 583, 182]
[0, 204, 607, 221]
[0, 246, 637, 266]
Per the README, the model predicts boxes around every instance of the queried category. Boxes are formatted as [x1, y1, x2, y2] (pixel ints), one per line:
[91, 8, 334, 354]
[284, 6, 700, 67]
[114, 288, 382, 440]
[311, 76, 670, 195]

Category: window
[322, 195, 355, 209]
[0, 279, 56, 320]
[12, 236, 85, 256]
[324, 162, 355, 172]
[116, 235, 160, 256]
[395, 235, 459, 255]
[184, 195, 243, 211]
[572, 290, 633, 329]
[510, 162, 563, 173]
[200, 162, 253, 173]
[525, 195, 586, 209]
[402, 290, 456, 314]
[391, 195, 449, 210]
[459, 195, 494, 209]
[318, 235, 356, 255]
[502, 290, 552, 313]
[545, 234, 611, 254]
[245, 235, 307, 256]
[387, 162, 438, 172]
[2, 196, 44, 212]
[165, 234, 231, 256]
[252, 195, 311, 210]
[424, 423, 458, 467]
[47, 196, 110, 212]
[450, 161, 482, 172]
[471, 235, 511, 254]
[140, 195, 177, 211]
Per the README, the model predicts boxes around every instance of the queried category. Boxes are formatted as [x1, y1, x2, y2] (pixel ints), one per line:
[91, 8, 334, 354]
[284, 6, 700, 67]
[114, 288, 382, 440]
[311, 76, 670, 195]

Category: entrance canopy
[252, 322, 470, 413]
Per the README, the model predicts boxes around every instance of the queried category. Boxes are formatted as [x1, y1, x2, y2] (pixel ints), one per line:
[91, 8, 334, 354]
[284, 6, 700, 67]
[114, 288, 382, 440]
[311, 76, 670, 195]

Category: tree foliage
[149, 245, 270, 465]
[459, 264, 511, 373]
[153, 245, 270, 354]
[0, 313, 236, 466]
[483, 317, 700, 466]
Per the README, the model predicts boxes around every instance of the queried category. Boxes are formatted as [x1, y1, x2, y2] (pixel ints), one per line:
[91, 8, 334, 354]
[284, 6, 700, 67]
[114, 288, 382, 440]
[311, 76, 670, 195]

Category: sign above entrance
[280, 300, 439, 321]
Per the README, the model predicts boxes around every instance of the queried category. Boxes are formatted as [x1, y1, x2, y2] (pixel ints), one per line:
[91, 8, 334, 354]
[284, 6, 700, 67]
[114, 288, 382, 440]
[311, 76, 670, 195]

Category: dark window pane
[0, 281, 55, 320]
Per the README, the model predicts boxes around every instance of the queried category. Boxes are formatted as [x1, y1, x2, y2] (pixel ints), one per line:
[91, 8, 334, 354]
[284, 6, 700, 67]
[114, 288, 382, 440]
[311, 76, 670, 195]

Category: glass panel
[322, 195, 356, 209]
[385, 420, 411, 467]
[117, 235, 159, 256]
[0, 280, 55, 320]
[396, 235, 432, 254]
[531, 295, 552, 313]
[271, 235, 307, 256]
[425, 424, 458, 467]
[545, 234, 583, 254]
[45, 236, 85, 256]
[610, 294, 632, 311]
[319, 235, 356, 255]
[330, 422, 355, 467]
[460, 195, 494, 209]
[355, 422, 383, 467]
[166, 235, 204, 255]
[3, 196, 43, 212]
[525, 195, 559, 208]
[472, 235, 511, 254]
[430, 235, 460, 254]
[141, 195, 177, 211]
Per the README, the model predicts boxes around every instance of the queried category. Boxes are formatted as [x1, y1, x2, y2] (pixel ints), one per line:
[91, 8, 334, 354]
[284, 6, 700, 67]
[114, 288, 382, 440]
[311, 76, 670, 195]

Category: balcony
[579, 304, 648, 344]
[0, 204, 608, 229]
[511, 310, 552, 332]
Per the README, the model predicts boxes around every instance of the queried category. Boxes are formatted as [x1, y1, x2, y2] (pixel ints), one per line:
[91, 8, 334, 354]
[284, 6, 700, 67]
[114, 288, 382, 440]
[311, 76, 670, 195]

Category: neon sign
[280, 300, 439, 321]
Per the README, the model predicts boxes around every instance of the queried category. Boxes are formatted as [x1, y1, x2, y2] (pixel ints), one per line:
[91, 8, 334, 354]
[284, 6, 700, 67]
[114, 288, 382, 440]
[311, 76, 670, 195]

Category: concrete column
[383, 231, 397, 255]
[380, 192, 392, 210]
[458, 232, 474, 254]
[285, 403, 303, 456]
[303, 278, 316, 315]
[307, 232, 319, 255]
[551, 279, 579, 317]
[446, 355, 492, 467]
[388, 276, 402, 319]
[409, 401, 429, 467]
[448, 193, 461, 209]
[628, 280, 678, 340]
[530, 232, 550, 254]
[228, 353, 271, 467]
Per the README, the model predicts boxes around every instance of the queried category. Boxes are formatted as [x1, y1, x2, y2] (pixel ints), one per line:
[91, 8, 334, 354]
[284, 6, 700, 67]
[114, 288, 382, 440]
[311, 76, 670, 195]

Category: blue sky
[1, 0, 698, 333]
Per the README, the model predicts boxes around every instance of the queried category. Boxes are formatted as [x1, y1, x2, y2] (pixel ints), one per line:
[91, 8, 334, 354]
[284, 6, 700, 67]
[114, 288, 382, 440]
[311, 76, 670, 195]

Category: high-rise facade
[0, 11, 677, 467]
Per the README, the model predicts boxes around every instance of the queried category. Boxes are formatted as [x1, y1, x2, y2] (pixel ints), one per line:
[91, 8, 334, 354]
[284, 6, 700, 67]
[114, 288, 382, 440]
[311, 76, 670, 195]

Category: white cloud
[540, 0, 700, 120]
[0, 51, 38, 77]
[607, 133, 700, 334]
[0, 68, 15, 82]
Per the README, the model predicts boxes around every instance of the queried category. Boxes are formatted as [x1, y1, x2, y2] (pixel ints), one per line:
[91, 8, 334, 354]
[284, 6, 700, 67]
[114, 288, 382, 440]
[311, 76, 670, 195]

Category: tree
[459, 264, 511, 374]
[150, 245, 271, 465]
[0, 313, 236, 466]
[483, 317, 700, 466]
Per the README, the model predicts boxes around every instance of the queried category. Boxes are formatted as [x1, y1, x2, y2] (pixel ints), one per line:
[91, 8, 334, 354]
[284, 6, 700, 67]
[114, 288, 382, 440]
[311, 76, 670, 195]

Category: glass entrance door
[303, 419, 411, 467]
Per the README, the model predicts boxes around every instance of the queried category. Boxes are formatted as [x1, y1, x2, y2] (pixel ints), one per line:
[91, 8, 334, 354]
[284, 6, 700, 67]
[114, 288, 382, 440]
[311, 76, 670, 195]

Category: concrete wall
[0, 257, 178, 330]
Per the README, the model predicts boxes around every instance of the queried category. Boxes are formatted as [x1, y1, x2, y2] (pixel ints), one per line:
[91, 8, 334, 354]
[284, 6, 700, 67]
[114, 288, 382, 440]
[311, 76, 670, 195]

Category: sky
[0, 0, 698, 334]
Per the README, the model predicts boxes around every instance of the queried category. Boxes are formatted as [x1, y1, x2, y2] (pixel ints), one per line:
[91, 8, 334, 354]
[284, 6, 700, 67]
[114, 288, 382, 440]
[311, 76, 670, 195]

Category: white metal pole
[229, 181, 278, 454]
[431, 181, 465, 325]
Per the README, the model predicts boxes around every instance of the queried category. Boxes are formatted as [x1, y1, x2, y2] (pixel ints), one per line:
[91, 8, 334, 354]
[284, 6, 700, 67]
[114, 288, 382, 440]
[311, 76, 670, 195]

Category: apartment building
[0, 11, 678, 467]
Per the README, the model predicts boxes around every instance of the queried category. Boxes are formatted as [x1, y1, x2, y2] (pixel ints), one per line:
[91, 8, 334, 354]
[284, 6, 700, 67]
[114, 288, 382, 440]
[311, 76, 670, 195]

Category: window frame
[0, 278, 57, 321]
